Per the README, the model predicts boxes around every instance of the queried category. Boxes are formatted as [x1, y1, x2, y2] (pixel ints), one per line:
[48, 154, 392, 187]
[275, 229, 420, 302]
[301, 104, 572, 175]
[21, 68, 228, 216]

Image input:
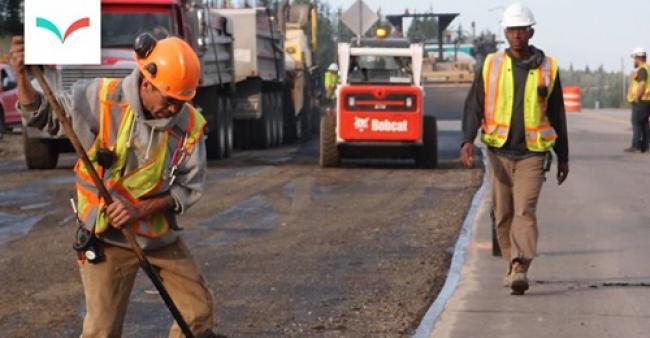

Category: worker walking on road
[460, 3, 569, 295]
[625, 47, 650, 153]
[323, 63, 339, 106]
[9, 34, 217, 337]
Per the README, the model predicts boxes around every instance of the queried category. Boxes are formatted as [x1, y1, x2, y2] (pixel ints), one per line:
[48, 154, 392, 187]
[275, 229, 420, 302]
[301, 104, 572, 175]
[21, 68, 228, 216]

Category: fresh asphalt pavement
[430, 109, 650, 338]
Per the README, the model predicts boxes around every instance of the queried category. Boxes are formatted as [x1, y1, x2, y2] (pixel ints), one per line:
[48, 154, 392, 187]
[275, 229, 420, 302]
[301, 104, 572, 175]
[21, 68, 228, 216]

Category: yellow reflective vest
[481, 51, 559, 152]
[75, 78, 206, 238]
[324, 71, 338, 100]
[627, 64, 650, 102]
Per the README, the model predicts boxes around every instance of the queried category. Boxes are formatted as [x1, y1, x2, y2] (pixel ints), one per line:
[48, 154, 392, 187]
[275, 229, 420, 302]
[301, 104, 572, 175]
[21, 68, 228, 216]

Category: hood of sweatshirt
[120, 69, 189, 159]
[507, 45, 546, 71]
[121, 69, 186, 131]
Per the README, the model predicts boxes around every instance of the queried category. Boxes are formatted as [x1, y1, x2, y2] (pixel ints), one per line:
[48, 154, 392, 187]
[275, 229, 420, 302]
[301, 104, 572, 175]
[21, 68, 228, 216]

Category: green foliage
[335, 7, 356, 43]
[407, 17, 438, 41]
[0, 0, 23, 36]
[561, 65, 628, 109]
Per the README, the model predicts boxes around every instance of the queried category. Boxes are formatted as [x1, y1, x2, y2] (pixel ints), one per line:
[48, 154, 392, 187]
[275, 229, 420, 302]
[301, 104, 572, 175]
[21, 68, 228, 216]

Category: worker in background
[324, 63, 339, 107]
[460, 3, 569, 295]
[9, 34, 218, 337]
[625, 47, 650, 153]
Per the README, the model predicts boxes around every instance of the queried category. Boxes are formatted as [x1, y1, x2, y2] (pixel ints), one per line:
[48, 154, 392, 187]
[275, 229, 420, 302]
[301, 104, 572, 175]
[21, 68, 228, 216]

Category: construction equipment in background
[29, 0, 234, 169]
[213, 1, 319, 149]
[386, 13, 498, 86]
[320, 33, 437, 168]
[28, 0, 323, 168]
[277, 0, 320, 141]
[29, 0, 235, 169]
[210, 6, 285, 149]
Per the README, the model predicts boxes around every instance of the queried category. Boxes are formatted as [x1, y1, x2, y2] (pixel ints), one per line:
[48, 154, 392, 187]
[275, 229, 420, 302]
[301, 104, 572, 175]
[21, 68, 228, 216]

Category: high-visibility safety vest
[481, 51, 559, 152]
[75, 78, 206, 237]
[627, 64, 650, 102]
[324, 71, 338, 100]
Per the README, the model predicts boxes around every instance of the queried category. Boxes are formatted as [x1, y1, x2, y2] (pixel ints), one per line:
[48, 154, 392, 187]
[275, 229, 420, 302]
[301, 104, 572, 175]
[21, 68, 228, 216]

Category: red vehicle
[320, 39, 438, 168]
[0, 63, 21, 132]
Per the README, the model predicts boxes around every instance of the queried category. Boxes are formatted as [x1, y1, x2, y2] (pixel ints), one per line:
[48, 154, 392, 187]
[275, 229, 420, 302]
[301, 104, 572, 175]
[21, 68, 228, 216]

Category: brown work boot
[510, 261, 529, 295]
[624, 147, 641, 153]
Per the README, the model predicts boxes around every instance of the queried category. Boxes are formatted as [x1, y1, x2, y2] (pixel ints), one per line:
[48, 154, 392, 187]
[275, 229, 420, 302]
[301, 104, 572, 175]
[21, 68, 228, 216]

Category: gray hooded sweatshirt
[18, 69, 207, 250]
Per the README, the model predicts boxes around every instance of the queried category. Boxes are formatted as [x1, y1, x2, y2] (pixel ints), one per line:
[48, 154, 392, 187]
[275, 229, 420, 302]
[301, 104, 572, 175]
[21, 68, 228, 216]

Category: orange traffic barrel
[563, 86, 581, 112]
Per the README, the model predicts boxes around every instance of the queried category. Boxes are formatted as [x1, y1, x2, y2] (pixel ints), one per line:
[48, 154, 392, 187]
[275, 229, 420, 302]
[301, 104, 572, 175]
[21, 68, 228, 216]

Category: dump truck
[27, 0, 235, 169]
[213, 3, 319, 149]
[210, 6, 284, 149]
[320, 37, 438, 168]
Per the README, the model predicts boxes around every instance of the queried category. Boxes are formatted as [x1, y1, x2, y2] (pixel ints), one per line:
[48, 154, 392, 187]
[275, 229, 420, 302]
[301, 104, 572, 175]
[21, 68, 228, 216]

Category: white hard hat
[631, 47, 647, 57]
[501, 3, 536, 28]
[328, 63, 339, 71]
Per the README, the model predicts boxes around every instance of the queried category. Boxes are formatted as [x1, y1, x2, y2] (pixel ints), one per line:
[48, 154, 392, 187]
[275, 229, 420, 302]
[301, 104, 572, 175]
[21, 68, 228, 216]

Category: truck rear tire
[319, 114, 339, 167]
[224, 97, 234, 157]
[205, 97, 227, 160]
[253, 94, 273, 149]
[23, 132, 59, 170]
[283, 88, 298, 143]
[234, 120, 252, 150]
[416, 115, 438, 168]
[275, 92, 284, 146]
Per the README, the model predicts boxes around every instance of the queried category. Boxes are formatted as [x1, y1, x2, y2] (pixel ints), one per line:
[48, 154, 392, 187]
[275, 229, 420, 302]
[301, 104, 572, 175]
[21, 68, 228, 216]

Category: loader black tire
[23, 131, 59, 170]
[319, 114, 339, 167]
[416, 115, 438, 168]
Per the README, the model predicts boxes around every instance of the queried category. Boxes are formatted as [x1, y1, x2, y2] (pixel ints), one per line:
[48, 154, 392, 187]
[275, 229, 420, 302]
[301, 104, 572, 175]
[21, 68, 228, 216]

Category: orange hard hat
[135, 34, 201, 101]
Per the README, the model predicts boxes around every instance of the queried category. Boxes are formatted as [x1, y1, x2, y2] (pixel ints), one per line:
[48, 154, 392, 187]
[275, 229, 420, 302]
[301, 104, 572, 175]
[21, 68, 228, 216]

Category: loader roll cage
[338, 42, 424, 87]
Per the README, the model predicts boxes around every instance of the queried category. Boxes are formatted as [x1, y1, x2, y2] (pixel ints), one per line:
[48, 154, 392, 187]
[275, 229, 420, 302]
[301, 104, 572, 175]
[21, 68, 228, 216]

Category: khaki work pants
[78, 238, 214, 338]
[488, 151, 546, 272]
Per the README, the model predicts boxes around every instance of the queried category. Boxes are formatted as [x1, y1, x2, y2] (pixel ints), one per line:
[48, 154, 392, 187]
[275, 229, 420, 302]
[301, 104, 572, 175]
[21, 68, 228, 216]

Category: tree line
[561, 65, 629, 109]
[0, 0, 633, 108]
[0, 0, 23, 36]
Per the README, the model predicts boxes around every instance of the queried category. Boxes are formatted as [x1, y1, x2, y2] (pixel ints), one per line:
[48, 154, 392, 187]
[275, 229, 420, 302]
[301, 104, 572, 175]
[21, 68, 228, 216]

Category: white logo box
[24, 0, 101, 65]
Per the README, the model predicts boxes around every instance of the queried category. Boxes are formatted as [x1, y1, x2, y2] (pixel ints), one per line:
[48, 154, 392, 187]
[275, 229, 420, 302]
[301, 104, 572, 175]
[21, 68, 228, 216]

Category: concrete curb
[412, 147, 489, 338]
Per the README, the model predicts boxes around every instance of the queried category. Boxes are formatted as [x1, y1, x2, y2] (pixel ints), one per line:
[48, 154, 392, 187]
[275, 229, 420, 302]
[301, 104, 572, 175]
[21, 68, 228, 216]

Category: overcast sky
[325, 0, 650, 72]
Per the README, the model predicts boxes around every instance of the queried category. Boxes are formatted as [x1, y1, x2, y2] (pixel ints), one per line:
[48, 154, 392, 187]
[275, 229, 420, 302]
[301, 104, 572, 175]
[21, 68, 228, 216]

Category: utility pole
[358, 0, 362, 44]
[621, 57, 626, 105]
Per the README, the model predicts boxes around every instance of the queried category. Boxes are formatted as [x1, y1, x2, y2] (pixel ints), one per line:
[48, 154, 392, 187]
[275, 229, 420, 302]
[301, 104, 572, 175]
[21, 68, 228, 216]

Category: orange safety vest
[75, 78, 206, 237]
[481, 51, 559, 152]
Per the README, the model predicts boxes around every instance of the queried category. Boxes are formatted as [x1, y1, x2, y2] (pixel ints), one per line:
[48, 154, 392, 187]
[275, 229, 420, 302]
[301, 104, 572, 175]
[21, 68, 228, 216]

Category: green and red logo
[35, 17, 90, 43]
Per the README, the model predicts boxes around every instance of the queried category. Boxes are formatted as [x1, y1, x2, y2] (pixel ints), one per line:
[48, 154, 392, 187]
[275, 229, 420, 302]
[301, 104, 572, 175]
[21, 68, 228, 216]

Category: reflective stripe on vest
[627, 64, 650, 102]
[75, 78, 206, 238]
[481, 51, 559, 152]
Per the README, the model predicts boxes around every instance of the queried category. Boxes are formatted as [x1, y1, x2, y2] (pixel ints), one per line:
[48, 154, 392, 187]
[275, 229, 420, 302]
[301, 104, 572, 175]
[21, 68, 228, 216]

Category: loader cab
[347, 39, 415, 85]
